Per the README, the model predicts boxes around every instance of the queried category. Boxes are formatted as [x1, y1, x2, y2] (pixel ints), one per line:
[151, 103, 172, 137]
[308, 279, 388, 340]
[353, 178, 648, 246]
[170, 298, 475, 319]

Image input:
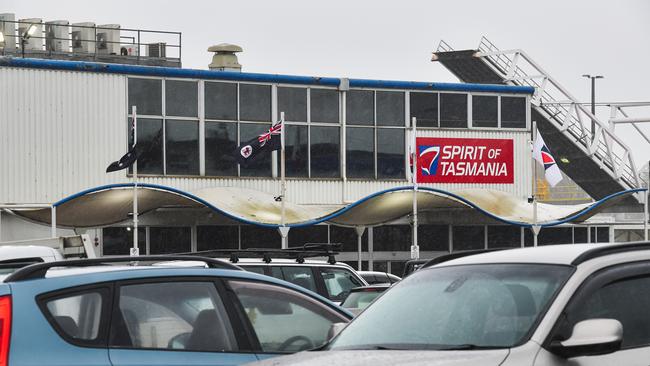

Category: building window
[410, 92, 438, 128]
[346, 90, 374, 126]
[331, 226, 367, 252]
[346, 127, 374, 178]
[102, 227, 145, 255]
[377, 128, 404, 179]
[130, 118, 163, 175]
[241, 226, 280, 249]
[440, 93, 468, 128]
[197, 226, 239, 251]
[376, 91, 404, 126]
[165, 120, 199, 175]
[311, 126, 340, 178]
[278, 87, 307, 122]
[205, 122, 237, 176]
[311, 89, 339, 123]
[472, 95, 498, 128]
[284, 125, 309, 177]
[487, 226, 520, 248]
[453, 225, 484, 251]
[240, 84, 271, 122]
[501, 96, 526, 128]
[373, 225, 411, 251]
[149, 227, 191, 254]
[128, 78, 162, 115]
[288, 226, 329, 246]
[417, 225, 449, 251]
[239, 123, 272, 177]
[204, 82, 237, 120]
[574, 227, 588, 243]
[165, 80, 197, 117]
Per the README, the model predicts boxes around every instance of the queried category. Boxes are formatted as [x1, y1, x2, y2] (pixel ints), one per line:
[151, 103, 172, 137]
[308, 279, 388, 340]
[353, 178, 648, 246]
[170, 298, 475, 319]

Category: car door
[224, 279, 350, 361]
[108, 278, 258, 366]
[539, 262, 650, 366]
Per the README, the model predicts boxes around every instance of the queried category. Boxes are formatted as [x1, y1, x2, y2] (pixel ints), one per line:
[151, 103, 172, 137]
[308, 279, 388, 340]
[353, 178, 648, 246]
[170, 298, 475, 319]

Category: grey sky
[5, 0, 650, 167]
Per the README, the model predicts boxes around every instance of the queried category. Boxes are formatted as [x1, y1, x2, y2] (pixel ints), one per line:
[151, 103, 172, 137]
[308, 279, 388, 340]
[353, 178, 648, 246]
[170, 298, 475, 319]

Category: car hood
[249, 349, 509, 366]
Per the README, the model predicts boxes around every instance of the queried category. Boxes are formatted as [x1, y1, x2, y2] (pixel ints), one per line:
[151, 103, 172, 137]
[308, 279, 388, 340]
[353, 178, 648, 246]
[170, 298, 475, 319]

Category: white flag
[533, 130, 563, 187]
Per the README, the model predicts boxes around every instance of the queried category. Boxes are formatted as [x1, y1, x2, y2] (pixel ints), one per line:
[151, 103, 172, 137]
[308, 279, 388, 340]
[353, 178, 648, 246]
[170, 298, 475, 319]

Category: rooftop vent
[208, 43, 242, 72]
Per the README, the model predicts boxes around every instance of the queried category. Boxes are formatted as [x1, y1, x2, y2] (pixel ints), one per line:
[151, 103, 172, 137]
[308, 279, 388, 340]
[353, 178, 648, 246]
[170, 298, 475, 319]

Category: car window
[45, 289, 106, 342]
[565, 276, 650, 348]
[228, 280, 347, 353]
[110, 281, 237, 352]
[319, 267, 364, 301]
[341, 291, 383, 310]
[245, 266, 266, 275]
[279, 267, 318, 293]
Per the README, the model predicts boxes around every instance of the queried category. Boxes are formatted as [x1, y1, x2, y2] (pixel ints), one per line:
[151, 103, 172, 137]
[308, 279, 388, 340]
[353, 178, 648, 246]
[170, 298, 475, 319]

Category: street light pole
[582, 74, 604, 138]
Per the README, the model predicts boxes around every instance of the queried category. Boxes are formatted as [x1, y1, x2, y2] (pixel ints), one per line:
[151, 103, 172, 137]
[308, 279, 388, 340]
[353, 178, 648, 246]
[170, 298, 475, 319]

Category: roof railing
[188, 243, 342, 264]
[4, 255, 240, 282]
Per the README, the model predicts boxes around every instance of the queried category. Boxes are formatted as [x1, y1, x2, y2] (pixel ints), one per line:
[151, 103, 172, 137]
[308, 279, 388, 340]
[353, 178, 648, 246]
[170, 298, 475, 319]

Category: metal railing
[0, 19, 181, 65]
[473, 36, 640, 190]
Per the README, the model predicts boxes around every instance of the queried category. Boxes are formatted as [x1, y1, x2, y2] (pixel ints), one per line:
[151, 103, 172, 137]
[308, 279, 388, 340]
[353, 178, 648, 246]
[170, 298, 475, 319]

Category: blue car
[0, 255, 352, 365]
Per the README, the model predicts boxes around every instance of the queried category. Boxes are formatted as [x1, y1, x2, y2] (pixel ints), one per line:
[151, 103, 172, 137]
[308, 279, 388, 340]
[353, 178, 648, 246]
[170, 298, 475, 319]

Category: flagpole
[280, 112, 288, 249]
[411, 117, 419, 260]
[531, 121, 539, 247]
[132, 105, 139, 256]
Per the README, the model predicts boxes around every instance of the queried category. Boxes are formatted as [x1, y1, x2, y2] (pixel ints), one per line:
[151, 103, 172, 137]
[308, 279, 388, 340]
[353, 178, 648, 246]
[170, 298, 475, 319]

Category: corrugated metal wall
[0, 67, 531, 205]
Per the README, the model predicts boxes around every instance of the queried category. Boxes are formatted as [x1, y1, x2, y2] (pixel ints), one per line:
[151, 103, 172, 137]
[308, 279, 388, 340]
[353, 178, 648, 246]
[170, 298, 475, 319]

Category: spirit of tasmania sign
[416, 137, 514, 184]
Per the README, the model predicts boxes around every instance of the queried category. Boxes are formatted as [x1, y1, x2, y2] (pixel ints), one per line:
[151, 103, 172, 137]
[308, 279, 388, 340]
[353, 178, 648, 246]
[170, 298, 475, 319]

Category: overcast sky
[5, 0, 650, 167]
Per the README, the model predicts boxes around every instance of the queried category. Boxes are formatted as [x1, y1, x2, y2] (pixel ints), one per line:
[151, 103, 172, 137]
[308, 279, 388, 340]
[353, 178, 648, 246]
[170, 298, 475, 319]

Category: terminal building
[0, 15, 647, 275]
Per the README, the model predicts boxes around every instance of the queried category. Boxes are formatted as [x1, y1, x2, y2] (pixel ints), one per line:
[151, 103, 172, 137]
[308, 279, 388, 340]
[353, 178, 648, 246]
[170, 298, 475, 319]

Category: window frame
[37, 283, 114, 348]
[108, 276, 255, 354]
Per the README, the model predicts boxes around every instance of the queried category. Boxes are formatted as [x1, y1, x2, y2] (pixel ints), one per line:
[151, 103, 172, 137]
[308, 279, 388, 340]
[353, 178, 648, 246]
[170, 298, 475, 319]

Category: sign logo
[540, 145, 556, 169]
[416, 137, 514, 184]
[418, 145, 441, 176]
[240, 145, 253, 159]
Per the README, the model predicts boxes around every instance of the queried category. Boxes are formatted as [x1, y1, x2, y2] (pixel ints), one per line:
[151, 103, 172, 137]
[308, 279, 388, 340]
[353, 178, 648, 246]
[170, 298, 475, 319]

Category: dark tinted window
[102, 227, 145, 255]
[487, 226, 521, 248]
[331, 226, 367, 252]
[288, 225, 329, 246]
[284, 125, 308, 177]
[45, 289, 107, 343]
[591, 227, 610, 243]
[165, 120, 199, 175]
[205, 122, 237, 176]
[311, 89, 339, 123]
[128, 78, 162, 115]
[410, 92, 438, 127]
[417, 225, 449, 251]
[374, 225, 410, 251]
[574, 227, 588, 243]
[240, 84, 271, 122]
[377, 128, 404, 179]
[205, 82, 237, 120]
[131, 118, 163, 174]
[165, 80, 197, 117]
[311, 126, 340, 178]
[240, 123, 272, 177]
[440, 93, 467, 128]
[346, 90, 374, 126]
[539, 228, 573, 245]
[453, 225, 484, 251]
[278, 87, 307, 122]
[501, 97, 526, 128]
[197, 225, 239, 251]
[275, 266, 318, 293]
[376, 91, 404, 126]
[346, 127, 374, 178]
[472, 95, 498, 128]
[149, 227, 191, 254]
[241, 226, 280, 249]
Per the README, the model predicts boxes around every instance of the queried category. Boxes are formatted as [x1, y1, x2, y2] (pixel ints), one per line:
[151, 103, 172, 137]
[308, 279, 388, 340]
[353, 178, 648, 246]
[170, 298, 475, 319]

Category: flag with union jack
[235, 121, 283, 165]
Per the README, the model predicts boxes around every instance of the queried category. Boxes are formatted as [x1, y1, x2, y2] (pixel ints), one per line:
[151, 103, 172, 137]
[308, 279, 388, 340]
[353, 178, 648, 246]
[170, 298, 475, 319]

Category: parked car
[340, 284, 390, 315]
[0, 245, 64, 280]
[250, 242, 650, 366]
[357, 271, 400, 285]
[0, 255, 352, 365]
[236, 259, 368, 304]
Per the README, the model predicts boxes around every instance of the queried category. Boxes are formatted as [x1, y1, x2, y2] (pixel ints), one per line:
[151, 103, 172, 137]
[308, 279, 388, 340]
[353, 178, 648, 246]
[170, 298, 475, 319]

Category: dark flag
[107, 118, 139, 173]
[235, 121, 282, 165]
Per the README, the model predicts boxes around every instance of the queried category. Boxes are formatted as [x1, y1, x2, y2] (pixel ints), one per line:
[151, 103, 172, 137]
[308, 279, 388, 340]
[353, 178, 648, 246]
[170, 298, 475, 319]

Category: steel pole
[132, 106, 139, 256]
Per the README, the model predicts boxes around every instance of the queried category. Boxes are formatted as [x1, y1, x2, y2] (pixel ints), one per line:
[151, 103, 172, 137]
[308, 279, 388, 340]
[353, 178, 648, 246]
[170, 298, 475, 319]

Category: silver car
[249, 242, 650, 365]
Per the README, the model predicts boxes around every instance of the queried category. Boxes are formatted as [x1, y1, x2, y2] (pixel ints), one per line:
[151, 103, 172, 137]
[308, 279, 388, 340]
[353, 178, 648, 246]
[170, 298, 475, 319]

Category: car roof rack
[4, 255, 241, 283]
[420, 248, 508, 269]
[571, 241, 650, 265]
[188, 243, 342, 264]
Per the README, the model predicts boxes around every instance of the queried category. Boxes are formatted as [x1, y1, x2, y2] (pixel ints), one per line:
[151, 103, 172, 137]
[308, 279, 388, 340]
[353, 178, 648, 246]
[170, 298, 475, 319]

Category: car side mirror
[549, 318, 622, 359]
[327, 322, 347, 341]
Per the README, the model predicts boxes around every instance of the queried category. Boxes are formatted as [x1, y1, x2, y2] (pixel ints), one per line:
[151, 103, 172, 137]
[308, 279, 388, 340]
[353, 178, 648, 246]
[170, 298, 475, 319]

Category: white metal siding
[0, 67, 531, 206]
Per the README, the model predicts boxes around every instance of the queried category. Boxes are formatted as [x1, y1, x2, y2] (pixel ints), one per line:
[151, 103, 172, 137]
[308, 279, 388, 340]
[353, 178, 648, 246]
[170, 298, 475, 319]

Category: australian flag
[106, 119, 139, 172]
[236, 121, 282, 165]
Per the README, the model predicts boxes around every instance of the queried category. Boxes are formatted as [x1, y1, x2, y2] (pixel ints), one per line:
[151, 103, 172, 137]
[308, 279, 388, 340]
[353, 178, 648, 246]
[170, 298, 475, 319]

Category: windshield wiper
[434, 344, 504, 350]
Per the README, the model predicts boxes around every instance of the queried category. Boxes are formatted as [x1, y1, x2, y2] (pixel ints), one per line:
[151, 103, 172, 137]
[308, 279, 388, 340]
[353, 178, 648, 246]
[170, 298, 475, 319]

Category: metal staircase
[433, 37, 641, 203]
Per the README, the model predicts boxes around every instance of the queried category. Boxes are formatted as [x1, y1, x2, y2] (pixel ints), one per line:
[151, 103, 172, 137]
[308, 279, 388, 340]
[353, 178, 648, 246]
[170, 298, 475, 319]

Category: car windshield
[329, 264, 572, 350]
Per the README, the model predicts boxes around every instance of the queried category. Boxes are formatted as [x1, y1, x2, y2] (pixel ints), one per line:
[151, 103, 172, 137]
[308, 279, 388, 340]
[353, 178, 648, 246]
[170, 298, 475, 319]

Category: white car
[249, 242, 650, 366]
[0, 245, 64, 280]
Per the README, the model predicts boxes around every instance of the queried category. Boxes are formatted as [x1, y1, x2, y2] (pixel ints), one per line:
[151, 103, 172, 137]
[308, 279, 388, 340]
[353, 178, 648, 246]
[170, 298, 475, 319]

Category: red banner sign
[416, 137, 514, 183]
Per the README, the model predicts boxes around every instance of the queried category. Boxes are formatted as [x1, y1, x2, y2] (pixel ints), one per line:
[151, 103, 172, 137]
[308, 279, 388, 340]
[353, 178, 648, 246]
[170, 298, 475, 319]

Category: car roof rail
[420, 248, 508, 269]
[4, 255, 241, 283]
[187, 243, 342, 264]
[571, 241, 650, 265]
